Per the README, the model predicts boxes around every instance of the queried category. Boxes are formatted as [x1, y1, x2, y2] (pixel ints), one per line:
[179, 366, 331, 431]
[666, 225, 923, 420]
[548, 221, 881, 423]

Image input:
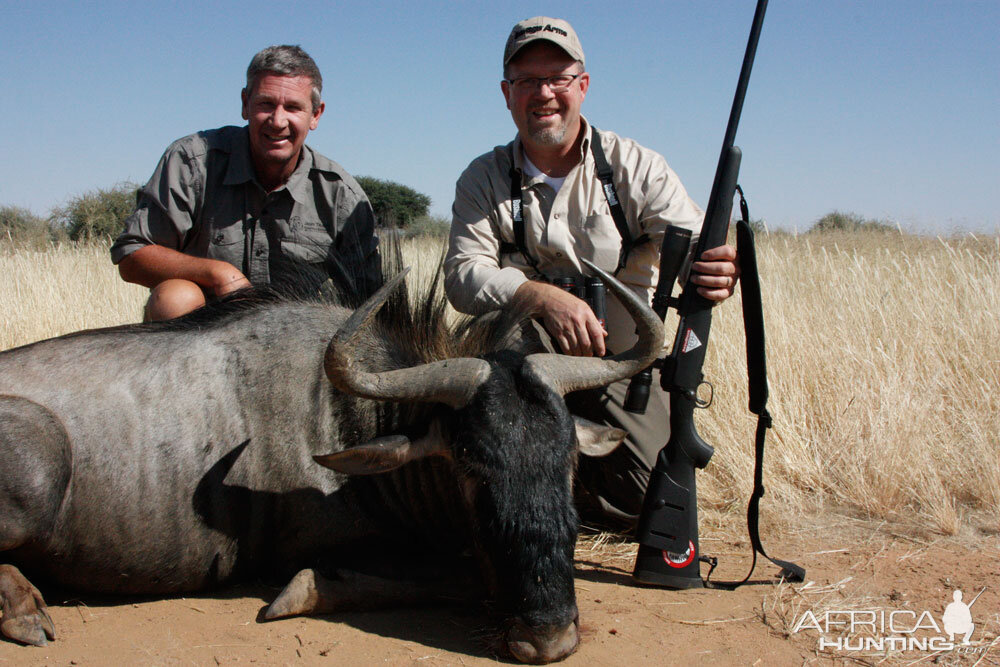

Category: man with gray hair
[112, 45, 380, 320]
[445, 18, 740, 528]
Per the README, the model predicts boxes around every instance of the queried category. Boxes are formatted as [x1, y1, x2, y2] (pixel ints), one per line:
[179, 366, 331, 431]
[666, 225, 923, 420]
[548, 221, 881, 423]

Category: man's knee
[145, 279, 207, 321]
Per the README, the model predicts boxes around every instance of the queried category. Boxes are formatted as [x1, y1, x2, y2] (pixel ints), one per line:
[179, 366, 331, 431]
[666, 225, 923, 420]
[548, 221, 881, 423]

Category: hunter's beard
[527, 121, 569, 146]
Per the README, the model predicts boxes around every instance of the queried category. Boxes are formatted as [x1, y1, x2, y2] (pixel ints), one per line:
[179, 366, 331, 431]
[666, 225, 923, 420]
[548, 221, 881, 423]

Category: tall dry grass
[698, 230, 999, 537]
[2, 232, 997, 537]
[0, 241, 148, 349]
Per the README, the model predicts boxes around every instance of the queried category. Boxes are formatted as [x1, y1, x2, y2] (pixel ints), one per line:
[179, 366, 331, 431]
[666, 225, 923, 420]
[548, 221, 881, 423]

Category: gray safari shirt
[111, 125, 381, 299]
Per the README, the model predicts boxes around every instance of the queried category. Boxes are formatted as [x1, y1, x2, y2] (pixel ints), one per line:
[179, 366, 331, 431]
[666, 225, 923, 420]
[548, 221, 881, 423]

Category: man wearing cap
[444, 17, 740, 528]
[112, 45, 381, 320]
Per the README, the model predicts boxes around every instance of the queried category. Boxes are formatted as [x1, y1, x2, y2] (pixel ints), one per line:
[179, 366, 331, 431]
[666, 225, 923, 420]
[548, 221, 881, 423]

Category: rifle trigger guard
[695, 381, 714, 409]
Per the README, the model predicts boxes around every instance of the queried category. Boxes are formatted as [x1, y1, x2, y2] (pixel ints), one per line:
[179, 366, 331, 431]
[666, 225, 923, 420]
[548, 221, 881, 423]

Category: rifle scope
[623, 226, 693, 414]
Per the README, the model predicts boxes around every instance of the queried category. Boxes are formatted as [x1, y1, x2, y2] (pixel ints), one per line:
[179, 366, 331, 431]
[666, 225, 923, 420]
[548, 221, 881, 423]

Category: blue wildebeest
[0, 261, 662, 663]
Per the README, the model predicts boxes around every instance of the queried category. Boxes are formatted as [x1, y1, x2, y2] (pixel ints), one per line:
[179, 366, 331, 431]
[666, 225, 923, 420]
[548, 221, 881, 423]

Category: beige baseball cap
[503, 17, 585, 67]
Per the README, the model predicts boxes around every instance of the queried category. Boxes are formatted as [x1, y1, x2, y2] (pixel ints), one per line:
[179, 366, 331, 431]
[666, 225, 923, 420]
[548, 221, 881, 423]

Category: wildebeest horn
[324, 269, 491, 409]
[523, 259, 665, 396]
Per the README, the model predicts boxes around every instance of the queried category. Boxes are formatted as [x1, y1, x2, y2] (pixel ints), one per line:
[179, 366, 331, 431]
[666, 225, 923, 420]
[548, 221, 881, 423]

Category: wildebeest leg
[0, 396, 72, 646]
[264, 568, 482, 620]
[0, 565, 55, 646]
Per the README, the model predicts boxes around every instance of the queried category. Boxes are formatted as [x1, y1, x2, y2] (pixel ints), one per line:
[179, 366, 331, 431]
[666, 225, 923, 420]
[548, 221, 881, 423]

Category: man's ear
[241, 87, 250, 121]
[501, 80, 512, 110]
[577, 72, 590, 101]
[310, 101, 325, 131]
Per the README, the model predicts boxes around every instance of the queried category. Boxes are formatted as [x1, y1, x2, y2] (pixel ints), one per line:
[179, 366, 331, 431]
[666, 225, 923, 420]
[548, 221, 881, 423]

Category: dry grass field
[1, 231, 998, 663]
[702, 230, 999, 538]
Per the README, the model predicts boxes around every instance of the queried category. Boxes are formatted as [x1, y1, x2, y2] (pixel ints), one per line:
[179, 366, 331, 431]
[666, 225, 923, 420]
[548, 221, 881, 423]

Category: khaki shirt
[445, 117, 703, 352]
[111, 126, 381, 298]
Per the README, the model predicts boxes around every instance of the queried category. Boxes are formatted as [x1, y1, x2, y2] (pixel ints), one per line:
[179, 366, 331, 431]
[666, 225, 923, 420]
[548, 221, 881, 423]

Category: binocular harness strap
[501, 127, 648, 276]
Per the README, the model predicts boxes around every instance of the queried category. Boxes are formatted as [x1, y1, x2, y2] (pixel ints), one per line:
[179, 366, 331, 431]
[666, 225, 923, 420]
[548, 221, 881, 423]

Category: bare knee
[145, 279, 207, 321]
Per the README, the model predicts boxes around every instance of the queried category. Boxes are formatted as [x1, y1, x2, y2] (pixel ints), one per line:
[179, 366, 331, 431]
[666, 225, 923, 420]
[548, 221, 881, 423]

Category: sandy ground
[2, 520, 998, 666]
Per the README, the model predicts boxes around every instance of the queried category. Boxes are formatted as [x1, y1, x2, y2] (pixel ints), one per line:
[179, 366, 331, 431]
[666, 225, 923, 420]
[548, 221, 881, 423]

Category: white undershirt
[522, 154, 567, 193]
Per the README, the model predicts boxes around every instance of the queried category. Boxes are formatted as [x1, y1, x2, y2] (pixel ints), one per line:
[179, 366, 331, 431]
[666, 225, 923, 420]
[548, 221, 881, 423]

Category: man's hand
[514, 281, 607, 357]
[689, 244, 740, 302]
[207, 263, 251, 297]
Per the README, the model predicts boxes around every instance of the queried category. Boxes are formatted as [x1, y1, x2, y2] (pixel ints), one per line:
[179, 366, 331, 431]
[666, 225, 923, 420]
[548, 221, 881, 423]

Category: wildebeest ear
[573, 416, 626, 457]
[314, 422, 448, 475]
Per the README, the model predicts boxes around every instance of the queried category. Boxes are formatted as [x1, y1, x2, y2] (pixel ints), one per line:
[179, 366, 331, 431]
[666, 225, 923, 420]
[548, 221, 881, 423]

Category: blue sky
[2, 0, 997, 233]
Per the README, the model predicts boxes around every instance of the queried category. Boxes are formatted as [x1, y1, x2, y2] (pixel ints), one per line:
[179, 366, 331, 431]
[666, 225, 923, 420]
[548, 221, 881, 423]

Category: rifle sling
[703, 186, 805, 590]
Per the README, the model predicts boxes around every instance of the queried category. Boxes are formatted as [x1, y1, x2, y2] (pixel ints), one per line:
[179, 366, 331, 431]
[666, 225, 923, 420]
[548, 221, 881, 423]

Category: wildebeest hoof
[265, 568, 331, 619]
[0, 565, 55, 646]
[1, 612, 54, 647]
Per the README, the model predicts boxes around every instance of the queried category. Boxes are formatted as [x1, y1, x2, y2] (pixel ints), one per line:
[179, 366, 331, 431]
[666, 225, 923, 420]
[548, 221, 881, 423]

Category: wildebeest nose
[506, 618, 580, 664]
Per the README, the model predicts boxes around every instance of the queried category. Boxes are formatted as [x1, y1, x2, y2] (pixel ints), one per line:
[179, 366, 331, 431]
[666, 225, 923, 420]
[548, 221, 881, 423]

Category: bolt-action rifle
[626, 0, 804, 588]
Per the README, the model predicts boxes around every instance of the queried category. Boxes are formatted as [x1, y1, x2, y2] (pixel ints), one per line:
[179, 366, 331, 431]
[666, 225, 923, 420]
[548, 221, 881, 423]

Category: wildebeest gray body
[1, 301, 383, 593]
[0, 264, 663, 663]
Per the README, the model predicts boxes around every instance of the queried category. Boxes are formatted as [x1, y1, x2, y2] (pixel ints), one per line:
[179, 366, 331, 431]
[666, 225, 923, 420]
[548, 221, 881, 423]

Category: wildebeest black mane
[375, 244, 539, 367]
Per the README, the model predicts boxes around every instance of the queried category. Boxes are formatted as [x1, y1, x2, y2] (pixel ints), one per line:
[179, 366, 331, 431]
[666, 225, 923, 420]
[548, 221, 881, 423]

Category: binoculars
[552, 275, 607, 330]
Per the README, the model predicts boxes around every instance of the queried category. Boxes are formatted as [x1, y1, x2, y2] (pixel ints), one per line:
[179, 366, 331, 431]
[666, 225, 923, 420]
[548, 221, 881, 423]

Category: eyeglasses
[504, 73, 583, 93]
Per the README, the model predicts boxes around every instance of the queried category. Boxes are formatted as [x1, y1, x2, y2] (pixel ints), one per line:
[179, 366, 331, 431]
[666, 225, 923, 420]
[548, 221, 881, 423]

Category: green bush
[0, 205, 51, 245]
[809, 210, 897, 234]
[356, 176, 431, 228]
[52, 183, 138, 242]
[405, 215, 451, 238]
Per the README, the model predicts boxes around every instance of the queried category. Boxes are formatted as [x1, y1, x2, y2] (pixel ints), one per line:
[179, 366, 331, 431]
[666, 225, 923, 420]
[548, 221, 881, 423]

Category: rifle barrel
[697, 0, 768, 257]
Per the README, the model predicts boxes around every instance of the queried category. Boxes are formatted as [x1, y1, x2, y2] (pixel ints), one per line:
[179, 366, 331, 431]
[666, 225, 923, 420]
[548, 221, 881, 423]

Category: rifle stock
[632, 0, 767, 588]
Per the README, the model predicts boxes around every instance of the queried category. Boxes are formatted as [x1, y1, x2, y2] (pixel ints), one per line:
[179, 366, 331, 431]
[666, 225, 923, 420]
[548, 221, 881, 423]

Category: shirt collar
[224, 126, 315, 204]
[282, 146, 314, 205]
[223, 127, 256, 186]
[577, 115, 593, 160]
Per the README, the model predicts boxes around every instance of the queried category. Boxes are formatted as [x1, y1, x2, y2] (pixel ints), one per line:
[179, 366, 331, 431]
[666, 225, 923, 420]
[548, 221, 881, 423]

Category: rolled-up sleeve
[110, 141, 202, 265]
[444, 162, 529, 315]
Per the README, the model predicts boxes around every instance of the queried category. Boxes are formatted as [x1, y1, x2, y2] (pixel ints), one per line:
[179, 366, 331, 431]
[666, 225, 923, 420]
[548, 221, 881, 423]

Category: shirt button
[255, 248, 265, 257]
[554, 213, 561, 219]
[556, 252, 563, 257]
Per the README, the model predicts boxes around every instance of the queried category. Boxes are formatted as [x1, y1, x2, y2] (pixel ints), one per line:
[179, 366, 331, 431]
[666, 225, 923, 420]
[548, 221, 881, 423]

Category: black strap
[589, 127, 649, 274]
[703, 186, 805, 590]
[506, 161, 542, 275]
[503, 127, 648, 276]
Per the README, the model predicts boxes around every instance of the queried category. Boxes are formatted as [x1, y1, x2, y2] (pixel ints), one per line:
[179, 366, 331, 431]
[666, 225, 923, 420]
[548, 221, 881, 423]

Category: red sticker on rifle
[682, 329, 702, 353]
[662, 540, 696, 568]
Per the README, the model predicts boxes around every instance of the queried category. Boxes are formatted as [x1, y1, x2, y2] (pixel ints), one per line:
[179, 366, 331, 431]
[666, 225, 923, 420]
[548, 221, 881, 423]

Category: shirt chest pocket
[579, 213, 623, 273]
[281, 219, 333, 264]
[206, 223, 245, 266]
